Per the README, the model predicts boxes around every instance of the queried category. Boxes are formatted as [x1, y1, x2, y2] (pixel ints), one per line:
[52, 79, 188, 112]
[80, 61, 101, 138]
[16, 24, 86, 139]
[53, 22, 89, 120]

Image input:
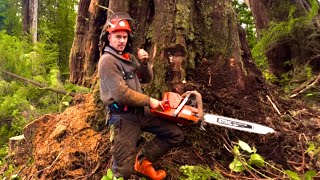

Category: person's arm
[136, 48, 153, 83]
[149, 97, 160, 109]
[99, 55, 157, 107]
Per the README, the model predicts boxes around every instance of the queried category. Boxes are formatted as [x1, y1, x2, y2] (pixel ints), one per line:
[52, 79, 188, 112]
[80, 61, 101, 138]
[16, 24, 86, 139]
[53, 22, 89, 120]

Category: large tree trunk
[22, 0, 29, 36]
[22, 0, 38, 43]
[30, 0, 38, 43]
[69, 0, 276, 124]
[249, 0, 320, 77]
[69, 0, 108, 86]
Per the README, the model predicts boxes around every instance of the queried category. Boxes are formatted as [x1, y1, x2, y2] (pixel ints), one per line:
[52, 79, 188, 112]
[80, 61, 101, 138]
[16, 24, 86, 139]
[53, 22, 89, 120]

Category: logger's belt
[108, 102, 144, 114]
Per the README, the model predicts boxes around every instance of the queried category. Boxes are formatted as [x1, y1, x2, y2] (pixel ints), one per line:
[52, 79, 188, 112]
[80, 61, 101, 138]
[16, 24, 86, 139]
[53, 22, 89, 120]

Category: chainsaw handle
[158, 100, 170, 110]
[181, 91, 204, 120]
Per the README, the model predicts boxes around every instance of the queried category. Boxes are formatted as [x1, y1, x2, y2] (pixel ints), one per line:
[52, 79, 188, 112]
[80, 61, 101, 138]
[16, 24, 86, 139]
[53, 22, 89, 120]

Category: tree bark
[22, 0, 30, 36]
[30, 0, 38, 43]
[22, 0, 38, 43]
[69, 0, 108, 86]
[69, 0, 277, 123]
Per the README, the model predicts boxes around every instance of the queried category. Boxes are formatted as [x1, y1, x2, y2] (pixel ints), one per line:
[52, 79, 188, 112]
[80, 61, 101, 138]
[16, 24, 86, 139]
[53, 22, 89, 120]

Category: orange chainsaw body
[150, 92, 200, 125]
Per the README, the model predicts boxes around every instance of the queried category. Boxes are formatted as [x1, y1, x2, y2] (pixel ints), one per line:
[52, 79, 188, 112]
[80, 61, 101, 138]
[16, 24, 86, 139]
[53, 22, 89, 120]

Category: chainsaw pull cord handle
[180, 91, 204, 121]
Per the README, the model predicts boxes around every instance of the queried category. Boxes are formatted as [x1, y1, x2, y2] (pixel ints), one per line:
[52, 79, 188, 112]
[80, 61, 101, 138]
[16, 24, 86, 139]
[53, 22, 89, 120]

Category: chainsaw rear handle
[180, 91, 204, 120]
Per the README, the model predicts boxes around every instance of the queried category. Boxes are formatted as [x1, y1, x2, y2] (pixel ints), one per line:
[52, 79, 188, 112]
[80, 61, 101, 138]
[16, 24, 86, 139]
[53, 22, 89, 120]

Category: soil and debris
[1, 62, 320, 179]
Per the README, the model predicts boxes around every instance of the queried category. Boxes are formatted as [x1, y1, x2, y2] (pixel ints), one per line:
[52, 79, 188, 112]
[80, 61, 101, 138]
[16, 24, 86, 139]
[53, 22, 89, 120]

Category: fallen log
[0, 69, 78, 97]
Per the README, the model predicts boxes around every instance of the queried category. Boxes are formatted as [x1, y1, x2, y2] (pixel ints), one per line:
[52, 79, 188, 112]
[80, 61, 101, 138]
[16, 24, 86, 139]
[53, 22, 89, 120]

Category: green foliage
[0, 29, 76, 161]
[179, 165, 224, 180]
[285, 170, 316, 180]
[262, 70, 279, 83]
[252, 0, 319, 70]
[280, 72, 291, 92]
[64, 82, 91, 94]
[11, 174, 21, 180]
[232, 0, 257, 48]
[0, 164, 15, 178]
[0, 79, 29, 148]
[0, 32, 30, 73]
[285, 170, 303, 180]
[306, 142, 320, 162]
[38, 0, 78, 77]
[101, 169, 124, 180]
[0, 145, 8, 160]
[0, 0, 23, 36]
[0, 162, 21, 180]
[0, 0, 79, 173]
[228, 140, 316, 179]
[1, 0, 78, 78]
[304, 170, 317, 180]
[250, 0, 320, 99]
[229, 140, 265, 173]
[280, 65, 319, 100]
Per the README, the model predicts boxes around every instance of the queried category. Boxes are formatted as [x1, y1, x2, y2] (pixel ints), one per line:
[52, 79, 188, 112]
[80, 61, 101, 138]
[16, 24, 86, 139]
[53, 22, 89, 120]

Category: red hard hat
[106, 12, 133, 33]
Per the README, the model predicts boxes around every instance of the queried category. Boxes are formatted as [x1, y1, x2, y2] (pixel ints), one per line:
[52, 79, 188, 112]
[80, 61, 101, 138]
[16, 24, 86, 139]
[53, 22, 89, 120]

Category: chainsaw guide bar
[151, 91, 275, 135]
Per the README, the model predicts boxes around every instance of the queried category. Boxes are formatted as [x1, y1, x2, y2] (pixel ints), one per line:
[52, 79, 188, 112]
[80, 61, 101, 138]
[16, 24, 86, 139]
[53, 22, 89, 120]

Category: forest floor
[1, 90, 320, 180]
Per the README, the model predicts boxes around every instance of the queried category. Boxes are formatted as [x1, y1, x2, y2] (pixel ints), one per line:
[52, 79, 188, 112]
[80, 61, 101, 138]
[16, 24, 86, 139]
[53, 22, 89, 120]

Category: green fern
[179, 165, 224, 180]
[252, 0, 319, 70]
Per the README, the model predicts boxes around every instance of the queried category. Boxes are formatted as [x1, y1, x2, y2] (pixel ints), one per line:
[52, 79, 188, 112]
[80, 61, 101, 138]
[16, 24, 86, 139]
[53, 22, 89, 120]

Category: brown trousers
[108, 107, 184, 178]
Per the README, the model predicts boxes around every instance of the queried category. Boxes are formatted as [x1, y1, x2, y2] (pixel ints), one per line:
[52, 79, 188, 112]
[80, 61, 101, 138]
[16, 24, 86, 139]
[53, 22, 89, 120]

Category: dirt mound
[16, 94, 110, 179]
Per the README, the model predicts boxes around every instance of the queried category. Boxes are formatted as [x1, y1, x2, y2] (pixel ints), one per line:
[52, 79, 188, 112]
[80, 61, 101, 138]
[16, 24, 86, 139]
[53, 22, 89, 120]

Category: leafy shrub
[180, 165, 224, 180]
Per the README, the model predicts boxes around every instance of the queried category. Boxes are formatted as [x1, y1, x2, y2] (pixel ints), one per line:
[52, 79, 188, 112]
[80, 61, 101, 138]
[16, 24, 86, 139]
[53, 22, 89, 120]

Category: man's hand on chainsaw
[150, 98, 167, 110]
[150, 98, 160, 109]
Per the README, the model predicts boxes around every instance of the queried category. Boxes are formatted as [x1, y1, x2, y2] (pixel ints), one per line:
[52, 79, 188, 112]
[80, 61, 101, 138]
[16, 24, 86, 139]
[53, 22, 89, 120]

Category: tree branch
[0, 69, 78, 97]
[290, 75, 320, 98]
[266, 95, 282, 115]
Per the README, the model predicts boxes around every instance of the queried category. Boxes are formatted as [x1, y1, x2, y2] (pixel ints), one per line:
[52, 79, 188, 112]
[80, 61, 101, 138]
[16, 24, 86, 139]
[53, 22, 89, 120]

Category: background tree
[69, 0, 108, 86]
[233, 0, 257, 48]
[38, 0, 79, 79]
[249, 0, 320, 82]
[22, 0, 38, 43]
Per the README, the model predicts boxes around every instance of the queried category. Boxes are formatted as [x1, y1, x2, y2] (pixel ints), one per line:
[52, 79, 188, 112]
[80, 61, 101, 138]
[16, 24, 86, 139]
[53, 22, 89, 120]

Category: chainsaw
[150, 91, 275, 135]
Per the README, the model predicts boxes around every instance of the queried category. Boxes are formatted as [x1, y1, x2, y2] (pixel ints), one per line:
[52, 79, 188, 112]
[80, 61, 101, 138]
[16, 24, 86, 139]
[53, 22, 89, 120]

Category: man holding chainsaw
[98, 12, 184, 180]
